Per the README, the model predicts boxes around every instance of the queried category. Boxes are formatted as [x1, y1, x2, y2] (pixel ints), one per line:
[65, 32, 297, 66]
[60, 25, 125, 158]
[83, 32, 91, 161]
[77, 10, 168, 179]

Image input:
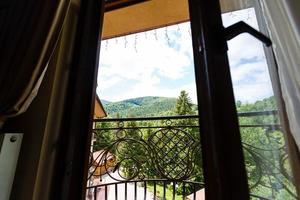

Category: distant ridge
[100, 96, 276, 118]
[100, 99, 111, 105]
[102, 96, 177, 117]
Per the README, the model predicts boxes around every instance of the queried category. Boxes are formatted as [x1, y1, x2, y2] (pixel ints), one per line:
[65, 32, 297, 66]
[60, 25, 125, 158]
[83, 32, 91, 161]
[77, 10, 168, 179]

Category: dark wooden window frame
[188, 0, 249, 199]
[54, 0, 252, 199]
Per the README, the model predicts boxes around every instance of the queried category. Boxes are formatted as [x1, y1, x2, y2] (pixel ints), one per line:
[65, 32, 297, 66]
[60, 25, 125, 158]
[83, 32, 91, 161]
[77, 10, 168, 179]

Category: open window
[83, 0, 299, 200]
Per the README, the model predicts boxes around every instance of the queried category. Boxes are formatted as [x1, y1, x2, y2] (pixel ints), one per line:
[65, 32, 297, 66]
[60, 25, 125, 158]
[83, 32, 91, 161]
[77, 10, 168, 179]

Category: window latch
[224, 21, 272, 47]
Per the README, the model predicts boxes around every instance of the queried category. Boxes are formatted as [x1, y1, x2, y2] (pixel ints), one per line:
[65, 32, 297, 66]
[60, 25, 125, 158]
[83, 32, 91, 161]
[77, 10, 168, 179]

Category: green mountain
[102, 96, 177, 117]
[100, 99, 111, 105]
[102, 95, 276, 118]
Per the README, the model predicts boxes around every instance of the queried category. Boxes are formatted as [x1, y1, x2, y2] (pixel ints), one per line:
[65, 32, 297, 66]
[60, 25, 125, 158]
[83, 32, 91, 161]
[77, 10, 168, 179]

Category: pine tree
[175, 90, 194, 115]
[175, 90, 203, 186]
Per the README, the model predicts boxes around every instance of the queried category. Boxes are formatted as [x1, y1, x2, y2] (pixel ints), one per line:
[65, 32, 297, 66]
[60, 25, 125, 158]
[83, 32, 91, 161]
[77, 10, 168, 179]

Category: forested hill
[101, 95, 276, 118]
[102, 96, 178, 117]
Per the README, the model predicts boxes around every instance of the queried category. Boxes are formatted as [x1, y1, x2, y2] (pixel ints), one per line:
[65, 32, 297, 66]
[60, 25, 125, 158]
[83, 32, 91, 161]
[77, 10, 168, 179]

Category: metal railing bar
[125, 182, 127, 200]
[105, 185, 108, 200]
[115, 184, 118, 200]
[182, 182, 186, 200]
[238, 110, 278, 117]
[239, 124, 281, 128]
[94, 187, 97, 200]
[87, 179, 204, 189]
[172, 181, 176, 200]
[94, 115, 199, 122]
[93, 110, 278, 123]
[93, 125, 200, 131]
[193, 183, 196, 200]
[144, 181, 147, 200]
[134, 181, 137, 200]
[93, 124, 281, 131]
[163, 181, 166, 200]
[154, 181, 157, 200]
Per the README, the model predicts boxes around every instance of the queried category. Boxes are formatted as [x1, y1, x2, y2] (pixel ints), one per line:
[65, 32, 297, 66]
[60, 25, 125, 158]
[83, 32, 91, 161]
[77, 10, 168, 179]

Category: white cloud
[97, 8, 274, 104]
[98, 23, 192, 81]
[227, 35, 265, 67]
[231, 60, 267, 83]
[97, 23, 196, 102]
[98, 76, 123, 90]
[233, 82, 273, 103]
[229, 49, 274, 103]
[223, 8, 266, 67]
[222, 8, 274, 102]
[98, 81, 197, 104]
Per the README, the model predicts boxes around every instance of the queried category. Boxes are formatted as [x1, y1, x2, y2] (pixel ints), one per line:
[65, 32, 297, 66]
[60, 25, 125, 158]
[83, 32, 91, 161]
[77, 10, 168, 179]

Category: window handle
[224, 21, 272, 47]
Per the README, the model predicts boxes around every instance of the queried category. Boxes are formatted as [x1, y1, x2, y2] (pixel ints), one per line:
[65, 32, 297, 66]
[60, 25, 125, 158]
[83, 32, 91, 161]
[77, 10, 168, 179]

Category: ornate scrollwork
[241, 125, 297, 199]
[88, 116, 201, 183]
[88, 112, 297, 199]
[88, 130, 199, 182]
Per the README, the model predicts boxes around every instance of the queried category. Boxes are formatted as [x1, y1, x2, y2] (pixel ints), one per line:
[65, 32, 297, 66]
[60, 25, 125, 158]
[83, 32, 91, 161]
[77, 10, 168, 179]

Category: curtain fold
[260, 0, 300, 150]
[0, 0, 70, 128]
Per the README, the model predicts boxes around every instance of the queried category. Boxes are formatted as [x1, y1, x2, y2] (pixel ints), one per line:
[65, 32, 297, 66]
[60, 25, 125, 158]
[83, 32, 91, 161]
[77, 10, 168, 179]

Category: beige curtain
[0, 0, 71, 128]
[260, 0, 300, 150]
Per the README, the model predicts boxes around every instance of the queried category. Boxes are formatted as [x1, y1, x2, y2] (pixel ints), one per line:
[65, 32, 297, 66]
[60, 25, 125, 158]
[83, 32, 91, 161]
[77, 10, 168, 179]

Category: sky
[96, 8, 273, 104]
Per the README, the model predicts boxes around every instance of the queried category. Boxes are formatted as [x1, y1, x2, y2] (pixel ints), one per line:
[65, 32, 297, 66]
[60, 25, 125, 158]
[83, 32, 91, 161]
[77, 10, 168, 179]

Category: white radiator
[0, 133, 23, 200]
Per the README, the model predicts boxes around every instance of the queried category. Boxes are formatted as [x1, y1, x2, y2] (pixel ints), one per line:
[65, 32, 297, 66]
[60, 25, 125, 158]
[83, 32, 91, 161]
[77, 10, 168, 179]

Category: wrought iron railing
[238, 110, 296, 199]
[86, 179, 204, 200]
[86, 110, 297, 200]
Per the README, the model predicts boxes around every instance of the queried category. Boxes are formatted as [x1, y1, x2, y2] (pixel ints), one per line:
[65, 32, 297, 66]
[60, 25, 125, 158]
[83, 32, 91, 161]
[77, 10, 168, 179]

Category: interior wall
[2, 2, 80, 200]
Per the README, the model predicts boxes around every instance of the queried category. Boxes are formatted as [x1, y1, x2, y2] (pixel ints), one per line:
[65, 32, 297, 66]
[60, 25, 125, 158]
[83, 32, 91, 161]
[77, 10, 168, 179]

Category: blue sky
[97, 8, 273, 103]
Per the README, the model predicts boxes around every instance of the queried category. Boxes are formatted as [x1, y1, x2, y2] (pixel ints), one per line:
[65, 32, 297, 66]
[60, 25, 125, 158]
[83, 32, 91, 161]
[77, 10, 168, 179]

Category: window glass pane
[221, 5, 297, 200]
[87, 2, 205, 199]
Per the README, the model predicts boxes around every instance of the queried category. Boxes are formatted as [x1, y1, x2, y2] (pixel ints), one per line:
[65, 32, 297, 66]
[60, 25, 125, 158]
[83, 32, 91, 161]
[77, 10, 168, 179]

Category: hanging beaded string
[229, 11, 236, 18]
[154, 30, 158, 41]
[246, 9, 250, 20]
[165, 27, 170, 46]
[105, 40, 108, 50]
[177, 24, 181, 32]
[247, 8, 253, 23]
[124, 36, 128, 48]
[134, 34, 138, 53]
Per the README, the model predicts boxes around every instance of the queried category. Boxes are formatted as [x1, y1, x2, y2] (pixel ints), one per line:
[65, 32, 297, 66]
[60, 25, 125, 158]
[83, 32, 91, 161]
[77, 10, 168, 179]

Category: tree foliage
[175, 90, 195, 115]
[93, 95, 296, 199]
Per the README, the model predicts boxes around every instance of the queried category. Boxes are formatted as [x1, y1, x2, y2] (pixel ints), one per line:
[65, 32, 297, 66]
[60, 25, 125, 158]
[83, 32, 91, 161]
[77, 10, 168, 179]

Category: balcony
[86, 111, 296, 200]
